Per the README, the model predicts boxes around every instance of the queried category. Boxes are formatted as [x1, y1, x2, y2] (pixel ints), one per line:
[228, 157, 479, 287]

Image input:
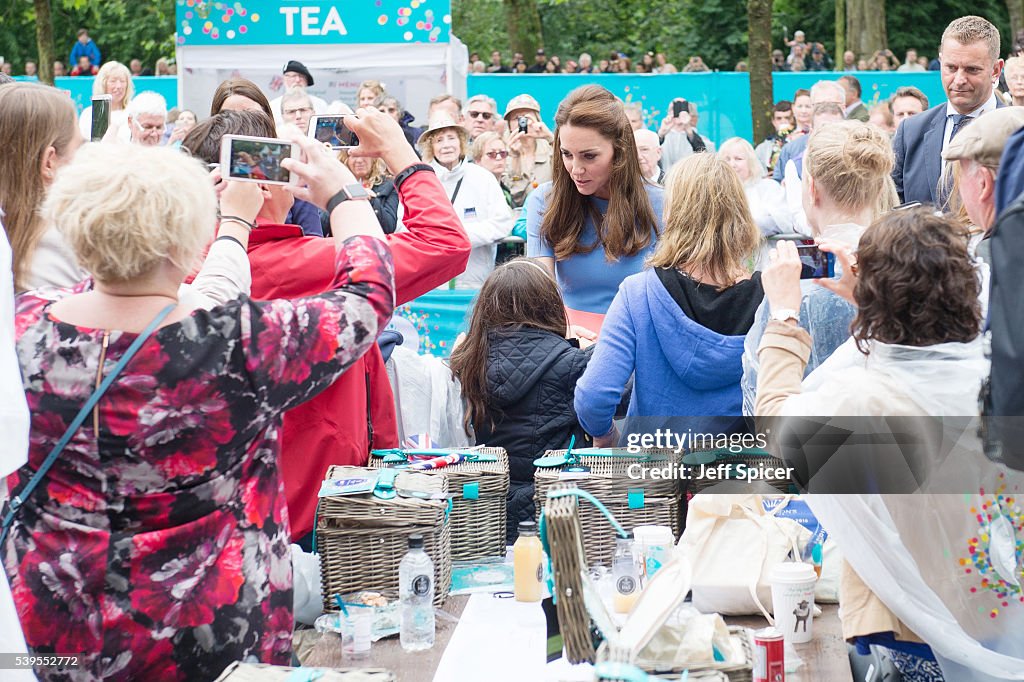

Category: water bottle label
[412, 574, 432, 597]
[536, 563, 543, 583]
[616, 575, 637, 595]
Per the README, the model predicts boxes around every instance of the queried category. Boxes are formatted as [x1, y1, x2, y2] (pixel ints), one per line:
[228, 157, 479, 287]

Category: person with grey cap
[943, 105, 1024, 263]
[269, 60, 326, 124]
[410, 116, 513, 287]
[502, 94, 554, 207]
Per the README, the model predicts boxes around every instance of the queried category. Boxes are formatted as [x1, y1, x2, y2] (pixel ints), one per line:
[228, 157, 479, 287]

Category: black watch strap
[393, 163, 435, 190]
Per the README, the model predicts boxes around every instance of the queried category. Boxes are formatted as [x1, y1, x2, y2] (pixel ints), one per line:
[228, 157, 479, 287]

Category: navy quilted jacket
[473, 327, 593, 542]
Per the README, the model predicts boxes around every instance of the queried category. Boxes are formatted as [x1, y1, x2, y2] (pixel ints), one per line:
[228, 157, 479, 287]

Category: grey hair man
[126, 91, 167, 146]
[462, 94, 498, 140]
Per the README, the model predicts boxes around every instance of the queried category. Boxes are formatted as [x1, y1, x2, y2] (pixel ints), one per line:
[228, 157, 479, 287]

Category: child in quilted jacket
[449, 258, 594, 542]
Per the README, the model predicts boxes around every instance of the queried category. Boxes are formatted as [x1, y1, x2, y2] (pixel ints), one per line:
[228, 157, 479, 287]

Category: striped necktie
[949, 113, 972, 142]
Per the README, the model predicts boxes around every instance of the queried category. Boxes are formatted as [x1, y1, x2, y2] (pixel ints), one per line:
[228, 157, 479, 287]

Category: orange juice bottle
[513, 521, 543, 602]
[612, 533, 640, 614]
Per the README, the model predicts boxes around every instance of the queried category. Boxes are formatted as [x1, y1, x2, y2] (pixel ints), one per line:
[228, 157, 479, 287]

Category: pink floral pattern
[3, 236, 393, 681]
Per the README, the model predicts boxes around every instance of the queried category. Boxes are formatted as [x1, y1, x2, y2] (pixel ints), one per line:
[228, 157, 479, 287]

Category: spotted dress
[2, 236, 394, 681]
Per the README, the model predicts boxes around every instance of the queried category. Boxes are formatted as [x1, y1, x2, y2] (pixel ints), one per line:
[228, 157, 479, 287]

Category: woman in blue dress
[526, 85, 665, 333]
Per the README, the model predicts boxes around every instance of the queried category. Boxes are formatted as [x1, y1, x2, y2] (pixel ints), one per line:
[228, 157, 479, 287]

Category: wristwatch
[769, 308, 800, 324]
[326, 183, 372, 214]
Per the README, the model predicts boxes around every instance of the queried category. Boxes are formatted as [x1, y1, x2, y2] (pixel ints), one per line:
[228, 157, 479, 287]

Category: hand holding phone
[518, 116, 530, 134]
[308, 114, 359, 150]
[811, 240, 858, 305]
[796, 242, 836, 279]
[91, 94, 112, 142]
[220, 135, 298, 186]
[673, 99, 689, 118]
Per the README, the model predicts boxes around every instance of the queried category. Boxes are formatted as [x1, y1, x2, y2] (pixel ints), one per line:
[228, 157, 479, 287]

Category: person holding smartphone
[501, 94, 554, 208]
[659, 98, 707, 170]
[741, 121, 898, 417]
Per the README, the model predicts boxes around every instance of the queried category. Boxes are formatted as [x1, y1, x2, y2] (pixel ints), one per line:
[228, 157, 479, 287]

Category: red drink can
[753, 627, 785, 682]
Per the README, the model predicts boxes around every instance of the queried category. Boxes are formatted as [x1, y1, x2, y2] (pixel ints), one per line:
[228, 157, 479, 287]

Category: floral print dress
[3, 236, 394, 681]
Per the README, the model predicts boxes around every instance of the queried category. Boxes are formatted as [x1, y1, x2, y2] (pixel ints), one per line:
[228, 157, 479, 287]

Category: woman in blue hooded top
[574, 152, 764, 446]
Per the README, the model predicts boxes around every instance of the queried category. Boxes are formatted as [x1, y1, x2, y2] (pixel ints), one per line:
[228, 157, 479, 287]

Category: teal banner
[12, 76, 180, 114]
[394, 290, 477, 357]
[175, 0, 451, 46]
[468, 71, 945, 146]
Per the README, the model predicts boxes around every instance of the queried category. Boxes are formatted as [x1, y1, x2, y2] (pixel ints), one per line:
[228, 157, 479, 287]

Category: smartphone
[308, 114, 358, 150]
[91, 94, 112, 142]
[673, 99, 689, 118]
[796, 243, 836, 279]
[894, 201, 922, 211]
[219, 135, 297, 185]
[518, 115, 530, 134]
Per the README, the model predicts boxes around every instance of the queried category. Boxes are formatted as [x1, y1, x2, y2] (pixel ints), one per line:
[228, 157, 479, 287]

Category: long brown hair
[541, 85, 659, 262]
[0, 83, 79, 291]
[210, 78, 277, 134]
[449, 258, 569, 434]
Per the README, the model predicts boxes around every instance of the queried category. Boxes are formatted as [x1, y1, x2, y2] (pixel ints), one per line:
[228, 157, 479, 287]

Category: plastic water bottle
[612, 532, 640, 614]
[399, 533, 435, 651]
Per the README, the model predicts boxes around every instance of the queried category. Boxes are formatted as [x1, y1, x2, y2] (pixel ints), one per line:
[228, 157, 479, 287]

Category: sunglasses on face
[468, 110, 494, 120]
[485, 150, 509, 159]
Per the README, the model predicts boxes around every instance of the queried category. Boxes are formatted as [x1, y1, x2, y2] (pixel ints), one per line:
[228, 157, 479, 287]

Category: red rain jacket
[246, 169, 469, 538]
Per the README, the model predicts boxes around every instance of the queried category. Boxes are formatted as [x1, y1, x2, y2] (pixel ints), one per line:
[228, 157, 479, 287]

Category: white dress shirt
[942, 93, 998, 153]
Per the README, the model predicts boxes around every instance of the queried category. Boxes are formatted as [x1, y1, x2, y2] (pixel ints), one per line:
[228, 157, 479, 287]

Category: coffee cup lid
[771, 562, 817, 583]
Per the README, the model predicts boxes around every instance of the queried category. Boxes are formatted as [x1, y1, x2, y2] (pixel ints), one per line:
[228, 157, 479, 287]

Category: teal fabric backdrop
[13, 76, 180, 113]
[468, 71, 946, 146]
[394, 290, 478, 357]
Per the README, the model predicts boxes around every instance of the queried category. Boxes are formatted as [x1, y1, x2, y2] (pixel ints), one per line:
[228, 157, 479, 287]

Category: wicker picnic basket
[683, 447, 794, 495]
[543, 483, 595, 664]
[368, 447, 509, 561]
[316, 466, 451, 610]
[534, 448, 683, 566]
[214, 662, 396, 681]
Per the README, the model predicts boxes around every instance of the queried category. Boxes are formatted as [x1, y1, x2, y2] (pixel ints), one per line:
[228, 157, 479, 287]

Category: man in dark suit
[893, 15, 1005, 206]
[838, 75, 869, 122]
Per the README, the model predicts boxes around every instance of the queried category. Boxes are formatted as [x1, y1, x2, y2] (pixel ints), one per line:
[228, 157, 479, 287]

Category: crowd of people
[0, 11, 1021, 682]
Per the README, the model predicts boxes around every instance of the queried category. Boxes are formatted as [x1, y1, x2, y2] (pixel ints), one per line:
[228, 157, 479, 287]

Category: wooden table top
[301, 596, 852, 681]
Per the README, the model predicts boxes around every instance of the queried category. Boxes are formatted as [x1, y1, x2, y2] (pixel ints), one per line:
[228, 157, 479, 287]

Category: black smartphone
[308, 114, 359, 150]
[518, 115, 529, 134]
[673, 99, 689, 118]
[796, 243, 836, 279]
[91, 94, 112, 142]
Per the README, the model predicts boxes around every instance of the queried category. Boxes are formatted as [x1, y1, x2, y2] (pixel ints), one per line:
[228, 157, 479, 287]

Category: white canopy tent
[176, 40, 467, 125]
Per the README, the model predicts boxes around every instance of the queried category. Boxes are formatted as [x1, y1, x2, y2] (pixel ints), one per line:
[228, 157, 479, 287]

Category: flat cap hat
[942, 106, 1024, 168]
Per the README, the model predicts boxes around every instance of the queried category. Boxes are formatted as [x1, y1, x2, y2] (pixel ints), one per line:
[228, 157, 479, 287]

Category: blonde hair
[339, 150, 388, 188]
[43, 144, 216, 283]
[357, 79, 386, 101]
[649, 153, 761, 286]
[805, 120, 897, 215]
[470, 130, 506, 161]
[0, 83, 79, 291]
[942, 15, 1001, 61]
[93, 61, 134, 109]
[718, 137, 765, 182]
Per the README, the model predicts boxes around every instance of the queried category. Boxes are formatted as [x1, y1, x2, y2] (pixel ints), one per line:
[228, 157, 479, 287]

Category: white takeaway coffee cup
[770, 562, 817, 644]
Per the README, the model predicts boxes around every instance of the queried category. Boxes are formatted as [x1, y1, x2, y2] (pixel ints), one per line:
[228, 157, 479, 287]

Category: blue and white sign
[175, 0, 451, 46]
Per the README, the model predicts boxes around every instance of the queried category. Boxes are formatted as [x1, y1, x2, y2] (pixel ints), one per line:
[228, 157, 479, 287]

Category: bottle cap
[518, 520, 537, 535]
[408, 533, 424, 549]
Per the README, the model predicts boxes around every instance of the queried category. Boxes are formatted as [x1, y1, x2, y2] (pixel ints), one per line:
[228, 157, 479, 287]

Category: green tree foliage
[0, 0, 175, 73]
[773, 0, 1012, 61]
[453, 0, 749, 71]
